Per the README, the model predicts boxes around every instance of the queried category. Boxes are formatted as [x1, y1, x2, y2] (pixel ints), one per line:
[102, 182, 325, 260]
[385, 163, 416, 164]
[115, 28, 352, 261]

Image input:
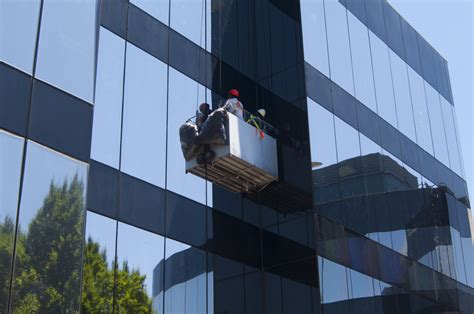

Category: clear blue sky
[388, 0, 473, 204]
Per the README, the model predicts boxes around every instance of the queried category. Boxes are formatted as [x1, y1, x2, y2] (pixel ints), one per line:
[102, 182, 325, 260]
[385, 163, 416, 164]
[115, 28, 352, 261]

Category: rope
[195, 0, 206, 114]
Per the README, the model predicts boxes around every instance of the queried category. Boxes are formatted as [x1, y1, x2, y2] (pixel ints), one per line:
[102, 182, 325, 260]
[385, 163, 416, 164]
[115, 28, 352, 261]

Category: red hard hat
[228, 89, 239, 98]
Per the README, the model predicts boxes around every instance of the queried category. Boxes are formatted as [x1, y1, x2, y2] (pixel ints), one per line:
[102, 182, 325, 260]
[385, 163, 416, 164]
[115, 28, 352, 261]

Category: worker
[247, 108, 267, 139]
[196, 102, 211, 131]
[222, 89, 244, 119]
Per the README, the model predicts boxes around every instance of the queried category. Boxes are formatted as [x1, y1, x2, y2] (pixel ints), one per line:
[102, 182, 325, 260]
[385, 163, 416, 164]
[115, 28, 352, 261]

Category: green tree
[0, 216, 16, 311]
[6, 175, 154, 313]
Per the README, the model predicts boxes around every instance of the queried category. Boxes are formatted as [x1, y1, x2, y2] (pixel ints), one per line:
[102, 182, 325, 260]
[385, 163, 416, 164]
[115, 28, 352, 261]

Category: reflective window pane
[300, 0, 330, 76]
[440, 97, 462, 175]
[0, 130, 24, 312]
[369, 32, 397, 128]
[121, 43, 167, 188]
[349, 268, 374, 300]
[407, 67, 433, 154]
[167, 68, 208, 204]
[35, 0, 96, 103]
[117, 222, 165, 313]
[11, 141, 88, 313]
[170, 0, 207, 48]
[390, 50, 416, 142]
[164, 238, 206, 314]
[0, 0, 41, 74]
[334, 117, 360, 163]
[81, 211, 117, 313]
[424, 83, 449, 166]
[307, 99, 337, 169]
[347, 12, 377, 112]
[90, 27, 126, 169]
[318, 257, 349, 305]
[325, 0, 354, 95]
[131, 0, 169, 25]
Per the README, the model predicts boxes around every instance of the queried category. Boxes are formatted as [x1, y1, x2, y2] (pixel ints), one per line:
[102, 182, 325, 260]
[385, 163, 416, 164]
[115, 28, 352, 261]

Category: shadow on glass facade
[0, 0, 473, 313]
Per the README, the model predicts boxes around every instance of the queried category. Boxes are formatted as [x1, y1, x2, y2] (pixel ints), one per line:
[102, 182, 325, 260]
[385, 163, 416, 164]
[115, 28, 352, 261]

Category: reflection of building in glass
[1, 0, 473, 312]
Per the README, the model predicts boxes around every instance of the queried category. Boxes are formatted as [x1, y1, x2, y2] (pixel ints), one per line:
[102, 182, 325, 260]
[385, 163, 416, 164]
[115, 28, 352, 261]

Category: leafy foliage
[1, 175, 154, 313]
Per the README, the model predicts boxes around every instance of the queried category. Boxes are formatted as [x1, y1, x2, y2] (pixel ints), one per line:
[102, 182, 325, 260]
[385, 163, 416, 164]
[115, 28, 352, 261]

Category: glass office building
[0, 0, 473, 312]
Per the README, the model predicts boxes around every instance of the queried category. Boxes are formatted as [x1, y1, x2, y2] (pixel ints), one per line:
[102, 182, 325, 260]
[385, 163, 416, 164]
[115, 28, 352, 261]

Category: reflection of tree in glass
[1, 175, 154, 313]
[81, 238, 154, 313]
[11, 175, 85, 313]
[0, 216, 16, 311]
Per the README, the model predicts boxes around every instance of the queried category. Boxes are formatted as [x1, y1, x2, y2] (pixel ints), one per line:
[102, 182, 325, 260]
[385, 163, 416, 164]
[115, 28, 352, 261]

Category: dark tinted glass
[400, 18, 422, 74]
[166, 191, 206, 247]
[87, 160, 119, 218]
[332, 81, 358, 129]
[382, 1, 404, 59]
[119, 173, 166, 234]
[28, 80, 93, 162]
[417, 35, 438, 90]
[305, 63, 333, 112]
[0, 63, 31, 136]
[365, 0, 386, 42]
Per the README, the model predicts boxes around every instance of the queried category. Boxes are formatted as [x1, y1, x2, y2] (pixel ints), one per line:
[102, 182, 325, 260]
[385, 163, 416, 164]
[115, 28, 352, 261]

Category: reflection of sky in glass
[370, 32, 397, 128]
[347, 12, 377, 112]
[131, 0, 169, 25]
[85, 211, 117, 266]
[117, 222, 165, 296]
[35, 0, 96, 103]
[121, 43, 167, 188]
[334, 116, 360, 162]
[300, 0, 329, 76]
[0, 0, 41, 74]
[167, 68, 208, 204]
[307, 98, 337, 167]
[166, 238, 190, 259]
[0, 131, 24, 222]
[318, 256, 349, 304]
[324, 0, 354, 95]
[90, 27, 125, 169]
[349, 269, 374, 299]
[170, 0, 206, 48]
[18, 141, 88, 232]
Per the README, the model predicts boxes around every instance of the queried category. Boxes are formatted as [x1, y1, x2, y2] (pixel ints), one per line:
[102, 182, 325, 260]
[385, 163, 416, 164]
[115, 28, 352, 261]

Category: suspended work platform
[186, 113, 278, 193]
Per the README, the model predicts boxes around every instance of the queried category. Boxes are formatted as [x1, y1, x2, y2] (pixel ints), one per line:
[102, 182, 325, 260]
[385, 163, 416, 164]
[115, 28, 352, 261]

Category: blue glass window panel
[349, 269, 374, 299]
[117, 222, 165, 312]
[390, 51, 416, 143]
[365, 0, 386, 42]
[121, 43, 167, 188]
[35, 0, 96, 103]
[90, 27, 125, 169]
[131, 0, 169, 25]
[325, 0, 354, 95]
[424, 83, 449, 167]
[170, 0, 207, 48]
[0, 0, 41, 74]
[369, 32, 397, 128]
[167, 68, 208, 204]
[381, 0, 404, 59]
[400, 18, 422, 74]
[300, 0, 330, 77]
[319, 257, 349, 304]
[347, 12, 377, 112]
[407, 67, 433, 154]
[334, 116, 360, 163]
[440, 97, 462, 176]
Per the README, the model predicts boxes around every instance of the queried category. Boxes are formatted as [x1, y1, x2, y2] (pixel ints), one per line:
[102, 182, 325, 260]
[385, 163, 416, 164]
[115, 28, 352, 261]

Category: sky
[387, 0, 473, 203]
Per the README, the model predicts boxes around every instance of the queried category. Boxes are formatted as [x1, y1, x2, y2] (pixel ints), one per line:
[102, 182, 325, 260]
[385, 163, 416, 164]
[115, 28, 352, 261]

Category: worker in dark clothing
[195, 102, 216, 165]
[196, 102, 211, 131]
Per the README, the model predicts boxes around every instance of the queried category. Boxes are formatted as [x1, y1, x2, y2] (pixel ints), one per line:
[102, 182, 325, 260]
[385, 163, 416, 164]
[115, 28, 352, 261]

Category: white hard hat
[257, 109, 266, 117]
